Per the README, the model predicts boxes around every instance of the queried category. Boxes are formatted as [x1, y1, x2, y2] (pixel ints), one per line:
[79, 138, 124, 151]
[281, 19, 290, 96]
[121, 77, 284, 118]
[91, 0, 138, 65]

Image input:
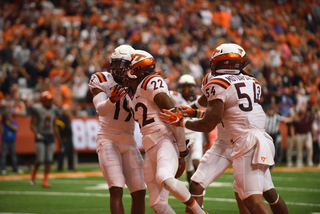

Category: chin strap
[126, 70, 137, 79]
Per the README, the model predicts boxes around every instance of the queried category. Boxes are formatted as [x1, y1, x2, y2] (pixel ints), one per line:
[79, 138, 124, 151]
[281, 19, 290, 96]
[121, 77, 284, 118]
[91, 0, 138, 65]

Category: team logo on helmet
[128, 50, 155, 79]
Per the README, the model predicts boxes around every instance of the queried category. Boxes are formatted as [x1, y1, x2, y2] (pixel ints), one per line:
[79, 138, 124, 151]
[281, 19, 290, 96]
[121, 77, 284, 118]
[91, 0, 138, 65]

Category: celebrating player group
[89, 43, 289, 214]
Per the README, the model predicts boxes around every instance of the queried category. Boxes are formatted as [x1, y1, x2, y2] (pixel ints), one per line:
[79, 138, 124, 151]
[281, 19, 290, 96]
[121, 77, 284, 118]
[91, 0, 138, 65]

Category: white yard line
[0, 191, 319, 207]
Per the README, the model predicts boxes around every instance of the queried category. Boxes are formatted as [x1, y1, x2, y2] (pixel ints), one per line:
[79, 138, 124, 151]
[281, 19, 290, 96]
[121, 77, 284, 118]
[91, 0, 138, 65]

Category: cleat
[29, 180, 34, 186]
[42, 182, 52, 188]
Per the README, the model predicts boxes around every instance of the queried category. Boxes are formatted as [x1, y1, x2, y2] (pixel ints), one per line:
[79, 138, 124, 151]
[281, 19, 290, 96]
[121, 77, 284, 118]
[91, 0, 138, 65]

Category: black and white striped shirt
[265, 114, 284, 135]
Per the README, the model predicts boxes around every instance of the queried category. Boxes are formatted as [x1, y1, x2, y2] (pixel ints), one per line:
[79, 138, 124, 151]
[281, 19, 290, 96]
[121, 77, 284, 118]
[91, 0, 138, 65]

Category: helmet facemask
[179, 83, 196, 101]
[178, 74, 197, 101]
[109, 44, 135, 86]
[110, 58, 131, 85]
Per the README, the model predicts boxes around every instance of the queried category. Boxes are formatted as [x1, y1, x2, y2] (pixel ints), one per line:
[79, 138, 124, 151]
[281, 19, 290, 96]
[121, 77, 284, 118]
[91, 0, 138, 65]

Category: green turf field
[0, 164, 319, 214]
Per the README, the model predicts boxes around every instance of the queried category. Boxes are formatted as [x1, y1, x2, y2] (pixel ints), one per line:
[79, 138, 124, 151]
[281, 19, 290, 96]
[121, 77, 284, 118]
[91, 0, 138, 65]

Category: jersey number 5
[235, 82, 261, 112]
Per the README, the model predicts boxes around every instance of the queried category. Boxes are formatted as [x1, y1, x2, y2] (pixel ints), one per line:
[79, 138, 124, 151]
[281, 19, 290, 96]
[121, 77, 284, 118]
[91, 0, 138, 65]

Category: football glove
[160, 108, 184, 127]
[177, 105, 206, 118]
[110, 85, 125, 103]
[179, 139, 192, 158]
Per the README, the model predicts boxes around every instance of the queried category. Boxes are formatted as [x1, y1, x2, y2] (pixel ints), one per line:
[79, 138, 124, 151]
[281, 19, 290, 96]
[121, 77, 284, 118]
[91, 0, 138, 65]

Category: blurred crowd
[0, 0, 319, 115]
[0, 0, 319, 166]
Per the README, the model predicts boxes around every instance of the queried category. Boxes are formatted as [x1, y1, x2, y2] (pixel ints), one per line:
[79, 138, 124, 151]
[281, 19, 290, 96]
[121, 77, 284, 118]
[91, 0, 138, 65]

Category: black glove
[180, 139, 192, 158]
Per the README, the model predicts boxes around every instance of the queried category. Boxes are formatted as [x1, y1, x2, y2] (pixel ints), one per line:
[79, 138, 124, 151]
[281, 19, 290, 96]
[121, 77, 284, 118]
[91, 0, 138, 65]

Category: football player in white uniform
[160, 43, 288, 214]
[169, 74, 204, 184]
[119, 49, 208, 214]
[195, 73, 288, 214]
[89, 45, 146, 214]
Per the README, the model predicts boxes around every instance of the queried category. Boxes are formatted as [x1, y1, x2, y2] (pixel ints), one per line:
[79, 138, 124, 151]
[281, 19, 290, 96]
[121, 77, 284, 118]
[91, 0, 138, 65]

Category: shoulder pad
[206, 76, 231, 90]
[89, 72, 111, 92]
[140, 74, 163, 90]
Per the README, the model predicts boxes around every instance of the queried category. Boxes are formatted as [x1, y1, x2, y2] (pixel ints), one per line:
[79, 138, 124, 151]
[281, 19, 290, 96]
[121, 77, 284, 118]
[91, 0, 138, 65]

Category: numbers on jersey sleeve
[253, 82, 261, 103]
[113, 99, 132, 121]
[235, 82, 260, 112]
[151, 79, 164, 90]
[132, 102, 155, 128]
[205, 86, 216, 98]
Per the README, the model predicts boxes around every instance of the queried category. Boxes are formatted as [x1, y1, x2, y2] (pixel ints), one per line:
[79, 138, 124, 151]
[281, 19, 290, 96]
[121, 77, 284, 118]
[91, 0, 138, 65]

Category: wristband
[182, 119, 188, 127]
[105, 98, 115, 107]
[180, 150, 189, 158]
[196, 109, 205, 118]
[196, 110, 201, 118]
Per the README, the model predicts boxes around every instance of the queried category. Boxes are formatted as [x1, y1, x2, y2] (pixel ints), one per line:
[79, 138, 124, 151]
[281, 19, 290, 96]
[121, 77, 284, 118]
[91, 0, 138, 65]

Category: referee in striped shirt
[264, 105, 294, 166]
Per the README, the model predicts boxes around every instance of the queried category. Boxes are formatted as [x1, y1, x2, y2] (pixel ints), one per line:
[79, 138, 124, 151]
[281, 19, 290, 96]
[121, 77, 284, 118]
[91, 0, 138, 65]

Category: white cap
[178, 74, 196, 85]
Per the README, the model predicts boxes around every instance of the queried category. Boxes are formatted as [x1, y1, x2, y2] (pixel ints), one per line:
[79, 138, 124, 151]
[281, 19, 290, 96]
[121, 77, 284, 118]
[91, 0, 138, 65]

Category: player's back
[204, 73, 266, 143]
[89, 71, 135, 136]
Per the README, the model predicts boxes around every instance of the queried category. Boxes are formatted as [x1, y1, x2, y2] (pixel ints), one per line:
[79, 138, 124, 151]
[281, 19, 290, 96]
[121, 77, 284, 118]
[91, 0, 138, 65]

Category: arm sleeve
[171, 125, 187, 152]
[93, 92, 115, 116]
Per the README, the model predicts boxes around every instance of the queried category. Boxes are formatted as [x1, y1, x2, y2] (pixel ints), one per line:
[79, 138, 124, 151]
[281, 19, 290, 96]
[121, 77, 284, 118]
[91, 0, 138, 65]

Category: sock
[187, 198, 205, 214]
[43, 172, 49, 184]
[30, 166, 37, 181]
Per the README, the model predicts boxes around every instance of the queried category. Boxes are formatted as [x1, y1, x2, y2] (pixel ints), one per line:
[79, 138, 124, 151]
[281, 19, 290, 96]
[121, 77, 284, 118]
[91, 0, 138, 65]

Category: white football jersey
[202, 73, 265, 149]
[126, 74, 174, 151]
[89, 72, 135, 143]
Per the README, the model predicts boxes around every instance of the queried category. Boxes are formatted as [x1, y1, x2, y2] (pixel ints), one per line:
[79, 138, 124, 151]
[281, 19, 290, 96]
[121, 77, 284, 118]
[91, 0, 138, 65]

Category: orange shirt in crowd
[227, 29, 242, 45]
[49, 68, 66, 80]
[90, 13, 103, 26]
[10, 24, 25, 38]
[45, 49, 55, 61]
[60, 84, 73, 106]
[47, 84, 60, 107]
[247, 49, 262, 68]
[220, 10, 231, 29]
[2, 29, 13, 42]
[0, 91, 4, 101]
[129, 31, 142, 43]
[305, 83, 319, 106]
[211, 11, 220, 26]
[286, 32, 301, 48]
